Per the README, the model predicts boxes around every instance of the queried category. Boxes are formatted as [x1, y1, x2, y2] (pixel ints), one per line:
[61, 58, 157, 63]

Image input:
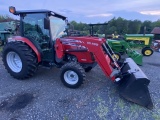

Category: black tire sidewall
[3, 44, 30, 78]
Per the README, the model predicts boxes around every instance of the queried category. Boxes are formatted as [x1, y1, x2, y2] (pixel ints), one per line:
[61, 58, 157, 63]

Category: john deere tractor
[107, 39, 143, 65]
[125, 34, 154, 56]
[107, 34, 154, 65]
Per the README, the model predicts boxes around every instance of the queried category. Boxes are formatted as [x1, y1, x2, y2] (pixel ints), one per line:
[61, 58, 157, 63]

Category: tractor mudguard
[118, 58, 153, 109]
[8, 36, 42, 62]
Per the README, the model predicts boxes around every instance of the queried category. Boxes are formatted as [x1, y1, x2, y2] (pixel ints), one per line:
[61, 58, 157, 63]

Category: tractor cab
[9, 6, 67, 64]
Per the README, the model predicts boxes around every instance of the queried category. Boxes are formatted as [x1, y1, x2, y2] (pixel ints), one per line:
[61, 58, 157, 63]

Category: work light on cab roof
[9, 6, 16, 14]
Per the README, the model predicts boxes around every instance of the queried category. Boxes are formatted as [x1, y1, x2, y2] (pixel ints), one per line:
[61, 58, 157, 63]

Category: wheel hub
[6, 52, 22, 73]
[64, 70, 79, 85]
[145, 50, 151, 55]
[112, 54, 119, 60]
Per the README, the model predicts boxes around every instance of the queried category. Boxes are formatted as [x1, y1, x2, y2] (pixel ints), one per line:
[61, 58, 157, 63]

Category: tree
[128, 20, 142, 34]
[152, 19, 160, 28]
[139, 20, 152, 34]
[0, 15, 14, 22]
[68, 18, 160, 36]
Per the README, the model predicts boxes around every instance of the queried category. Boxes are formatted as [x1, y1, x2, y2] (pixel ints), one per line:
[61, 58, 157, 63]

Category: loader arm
[56, 37, 121, 81]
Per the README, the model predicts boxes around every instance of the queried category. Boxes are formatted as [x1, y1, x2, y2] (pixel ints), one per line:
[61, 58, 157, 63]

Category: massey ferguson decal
[60, 38, 85, 47]
[60, 38, 84, 44]
[87, 42, 99, 46]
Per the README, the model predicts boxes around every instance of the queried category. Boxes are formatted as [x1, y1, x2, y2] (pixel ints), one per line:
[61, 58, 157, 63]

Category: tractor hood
[60, 36, 106, 52]
[61, 36, 106, 43]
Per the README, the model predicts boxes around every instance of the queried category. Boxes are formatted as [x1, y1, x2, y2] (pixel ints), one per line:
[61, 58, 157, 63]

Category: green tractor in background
[107, 34, 154, 65]
[0, 31, 13, 46]
[88, 24, 154, 65]
[125, 34, 154, 56]
[0, 21, 18, 46]
[107, 39, 143, 65]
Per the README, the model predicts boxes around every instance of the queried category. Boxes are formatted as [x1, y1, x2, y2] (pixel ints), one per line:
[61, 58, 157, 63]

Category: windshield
[49, 16, 67, 41]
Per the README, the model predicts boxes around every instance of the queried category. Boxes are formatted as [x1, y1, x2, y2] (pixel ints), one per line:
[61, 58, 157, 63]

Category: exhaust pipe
[118, 58, 153, 109]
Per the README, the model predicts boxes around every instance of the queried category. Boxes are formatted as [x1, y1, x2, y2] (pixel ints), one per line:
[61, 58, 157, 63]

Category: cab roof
[13, 9, 67, 20]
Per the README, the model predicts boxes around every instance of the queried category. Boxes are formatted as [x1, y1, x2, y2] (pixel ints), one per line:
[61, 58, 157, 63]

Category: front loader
[107, 39, 143, 65]
[2, 6, 153, 109]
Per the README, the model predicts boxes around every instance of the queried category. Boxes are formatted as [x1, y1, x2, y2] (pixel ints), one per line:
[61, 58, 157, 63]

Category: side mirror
[44, 18, 50, 29]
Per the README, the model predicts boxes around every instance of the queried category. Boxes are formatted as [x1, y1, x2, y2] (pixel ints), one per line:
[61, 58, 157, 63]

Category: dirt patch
[8, 93, 34, 112]
[0, 93, 34, 112]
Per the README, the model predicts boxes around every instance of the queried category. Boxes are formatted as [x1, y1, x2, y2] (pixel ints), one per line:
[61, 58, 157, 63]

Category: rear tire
[2, 41, 38, 79]
[60, 62, 86, 88]
[141, 47, 153, 56]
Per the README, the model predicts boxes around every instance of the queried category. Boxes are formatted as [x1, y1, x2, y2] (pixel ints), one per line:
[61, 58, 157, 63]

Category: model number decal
[87, 42, 98, 46]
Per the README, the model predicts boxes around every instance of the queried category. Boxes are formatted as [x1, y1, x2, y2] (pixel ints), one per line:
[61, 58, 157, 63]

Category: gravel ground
[0, 48, 160, 120]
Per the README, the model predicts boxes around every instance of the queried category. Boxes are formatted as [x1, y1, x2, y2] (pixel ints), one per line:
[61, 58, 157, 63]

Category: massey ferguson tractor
[2, 6, 153, 109]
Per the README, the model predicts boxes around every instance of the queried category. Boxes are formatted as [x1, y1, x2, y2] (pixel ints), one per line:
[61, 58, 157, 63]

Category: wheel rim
[112, 54, 119, 60]
[144, 50, 152, 55]
[6, 52, 22, 73]
[64, 70, 79, 85]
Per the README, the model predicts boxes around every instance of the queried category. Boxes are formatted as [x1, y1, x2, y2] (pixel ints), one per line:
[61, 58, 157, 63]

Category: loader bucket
[118, 58, 153, 109]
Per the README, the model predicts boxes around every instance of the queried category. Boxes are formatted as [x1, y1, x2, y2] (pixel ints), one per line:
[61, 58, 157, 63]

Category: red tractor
[2, 6, 153, 109]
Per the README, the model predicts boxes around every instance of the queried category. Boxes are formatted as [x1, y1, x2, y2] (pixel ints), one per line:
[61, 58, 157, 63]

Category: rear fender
[8, 36, 41, 62]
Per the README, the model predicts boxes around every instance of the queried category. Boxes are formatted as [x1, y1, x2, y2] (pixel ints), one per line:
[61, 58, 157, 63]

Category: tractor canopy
[8, 6, 68, 42]
[9, 6, 67, 20]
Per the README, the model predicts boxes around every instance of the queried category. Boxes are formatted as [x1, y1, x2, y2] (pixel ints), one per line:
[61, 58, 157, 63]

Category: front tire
[2, 41, 38, 79]
[60, 62, 86, 88]
[141, 47, 153, 56]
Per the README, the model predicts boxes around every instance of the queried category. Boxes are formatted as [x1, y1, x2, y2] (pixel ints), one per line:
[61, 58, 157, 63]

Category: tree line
[0, 15, 160, 36]
[0, 15, 14, 22]
[69, 17, 160, 36]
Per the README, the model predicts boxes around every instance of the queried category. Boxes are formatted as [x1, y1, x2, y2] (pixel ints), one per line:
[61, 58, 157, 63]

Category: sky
[0, 0, 160, 23]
